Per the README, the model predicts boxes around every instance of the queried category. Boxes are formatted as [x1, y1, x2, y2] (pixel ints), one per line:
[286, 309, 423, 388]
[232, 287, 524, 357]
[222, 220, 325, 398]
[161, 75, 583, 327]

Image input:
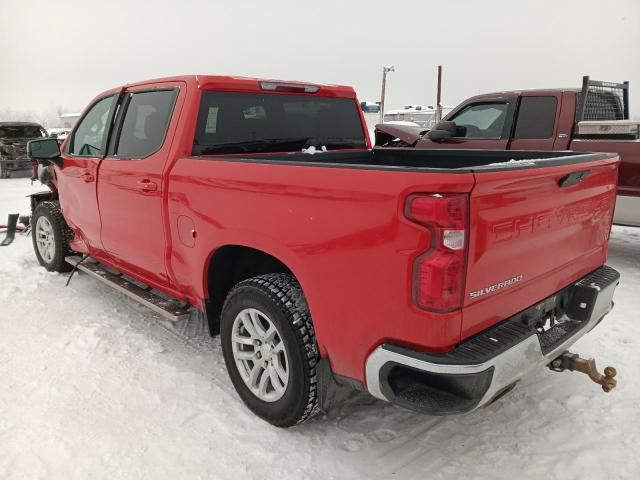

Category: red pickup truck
[27, 75, 620, 427]
[376, 77, 639, 226]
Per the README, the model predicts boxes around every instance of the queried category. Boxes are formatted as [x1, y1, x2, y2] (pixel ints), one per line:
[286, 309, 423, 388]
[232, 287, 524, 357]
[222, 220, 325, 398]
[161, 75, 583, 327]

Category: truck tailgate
[461, 154, 619, 339]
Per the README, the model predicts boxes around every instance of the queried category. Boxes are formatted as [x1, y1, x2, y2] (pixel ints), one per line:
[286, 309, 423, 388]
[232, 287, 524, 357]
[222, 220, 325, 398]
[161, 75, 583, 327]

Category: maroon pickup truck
[376, 77, 639, 226]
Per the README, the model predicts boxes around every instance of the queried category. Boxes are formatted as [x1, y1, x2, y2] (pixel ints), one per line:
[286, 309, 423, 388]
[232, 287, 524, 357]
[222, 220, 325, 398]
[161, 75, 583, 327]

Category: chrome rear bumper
[365, 265, 620, 415]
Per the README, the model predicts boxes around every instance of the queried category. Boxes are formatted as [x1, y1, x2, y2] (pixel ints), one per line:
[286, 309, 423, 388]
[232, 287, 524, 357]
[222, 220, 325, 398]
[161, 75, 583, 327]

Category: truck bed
[571, 138, 640, 196]
[172, 148, 618, 382]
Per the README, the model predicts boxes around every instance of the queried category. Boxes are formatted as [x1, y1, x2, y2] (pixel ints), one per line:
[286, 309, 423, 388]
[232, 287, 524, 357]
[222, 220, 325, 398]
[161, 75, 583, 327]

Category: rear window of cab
[193, 91, 366, 155]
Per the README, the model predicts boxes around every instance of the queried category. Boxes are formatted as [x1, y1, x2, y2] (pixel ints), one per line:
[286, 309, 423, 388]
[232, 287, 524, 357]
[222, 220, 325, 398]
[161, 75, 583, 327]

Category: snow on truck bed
[1, 177, 639, 480]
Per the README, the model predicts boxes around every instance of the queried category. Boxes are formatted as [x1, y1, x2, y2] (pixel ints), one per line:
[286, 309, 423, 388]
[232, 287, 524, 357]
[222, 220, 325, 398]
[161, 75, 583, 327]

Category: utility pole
[379, 65, 395, 123]
[436, 65, 443, 123]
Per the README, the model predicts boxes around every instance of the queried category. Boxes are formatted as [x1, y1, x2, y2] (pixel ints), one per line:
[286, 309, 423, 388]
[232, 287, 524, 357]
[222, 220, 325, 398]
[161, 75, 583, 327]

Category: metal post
[623, 81, 630, 120]
[379, 66, 395, 124]
[576, 75, 590, 122]
[436, 65, 443, 123]
[380, 68, 387, 124]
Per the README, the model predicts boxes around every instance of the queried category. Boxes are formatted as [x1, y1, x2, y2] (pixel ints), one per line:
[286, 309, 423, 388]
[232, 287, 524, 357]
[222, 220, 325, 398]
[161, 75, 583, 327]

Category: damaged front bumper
[365, 265, 620, 415]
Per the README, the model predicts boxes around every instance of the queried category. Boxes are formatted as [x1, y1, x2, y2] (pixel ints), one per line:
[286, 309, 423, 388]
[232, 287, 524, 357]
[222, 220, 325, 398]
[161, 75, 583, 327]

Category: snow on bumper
[365, 265, 620, 415]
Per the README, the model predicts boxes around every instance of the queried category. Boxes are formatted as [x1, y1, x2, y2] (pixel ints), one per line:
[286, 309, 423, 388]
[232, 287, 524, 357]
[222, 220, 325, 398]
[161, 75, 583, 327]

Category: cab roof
[120, 74, 358, 99]
[468, 87, 581, 100]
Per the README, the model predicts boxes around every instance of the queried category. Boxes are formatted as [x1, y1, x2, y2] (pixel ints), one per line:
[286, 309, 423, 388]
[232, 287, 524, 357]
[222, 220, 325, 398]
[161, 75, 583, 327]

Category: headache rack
[576, 76, 630, 122]
[574, 76, 638, 140]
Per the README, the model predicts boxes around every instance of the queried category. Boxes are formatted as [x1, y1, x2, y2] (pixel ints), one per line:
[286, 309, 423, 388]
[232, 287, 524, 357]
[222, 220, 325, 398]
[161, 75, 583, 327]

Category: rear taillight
[405, 194, 469, 312]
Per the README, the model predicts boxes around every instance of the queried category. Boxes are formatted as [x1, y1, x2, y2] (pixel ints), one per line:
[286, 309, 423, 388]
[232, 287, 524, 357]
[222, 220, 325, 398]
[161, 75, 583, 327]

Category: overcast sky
[1, 0, 638, 123]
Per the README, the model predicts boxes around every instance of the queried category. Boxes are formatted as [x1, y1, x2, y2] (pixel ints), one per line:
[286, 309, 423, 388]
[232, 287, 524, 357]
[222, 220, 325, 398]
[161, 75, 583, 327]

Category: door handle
[136, 179, 158, 192]
[82, 172, 95, 183]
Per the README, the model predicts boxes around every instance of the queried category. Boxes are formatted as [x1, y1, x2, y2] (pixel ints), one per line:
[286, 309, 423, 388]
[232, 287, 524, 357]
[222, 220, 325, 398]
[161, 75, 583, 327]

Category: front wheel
[32, 201, 73, 272]
[220, 273, 320, 427]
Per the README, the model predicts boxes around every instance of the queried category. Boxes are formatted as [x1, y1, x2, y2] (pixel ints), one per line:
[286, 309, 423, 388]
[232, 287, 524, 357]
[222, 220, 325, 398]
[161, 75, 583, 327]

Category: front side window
[513, 97, 557, 139]
[115, 89, 177, 158]
[449, 102, 509, 138]
[193, 92, 366, 155]
[69, 95, 115, 156]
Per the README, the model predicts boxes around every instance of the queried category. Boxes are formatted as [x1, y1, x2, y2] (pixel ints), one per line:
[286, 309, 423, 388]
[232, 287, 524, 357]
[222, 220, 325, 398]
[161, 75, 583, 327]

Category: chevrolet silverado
[27, 75, 620, 427]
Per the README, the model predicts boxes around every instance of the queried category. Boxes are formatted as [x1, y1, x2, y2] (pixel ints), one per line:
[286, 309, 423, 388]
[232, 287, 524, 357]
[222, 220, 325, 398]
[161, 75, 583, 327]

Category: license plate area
[530, 266, 619, 354]
[410, 266, 620, 366]
[517, 290, 581, 354]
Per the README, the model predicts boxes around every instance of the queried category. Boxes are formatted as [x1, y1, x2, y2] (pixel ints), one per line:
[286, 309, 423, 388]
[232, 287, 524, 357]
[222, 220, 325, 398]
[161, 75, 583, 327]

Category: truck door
[418, 98, 517, 149]
[508, 94, 561, 151]
[58, 94, 119, 251]
[96, 84, 181, 287]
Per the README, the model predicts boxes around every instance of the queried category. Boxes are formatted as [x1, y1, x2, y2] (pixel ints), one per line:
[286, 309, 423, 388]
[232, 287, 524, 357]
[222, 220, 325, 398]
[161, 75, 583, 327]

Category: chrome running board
[65, 255, 191, 321]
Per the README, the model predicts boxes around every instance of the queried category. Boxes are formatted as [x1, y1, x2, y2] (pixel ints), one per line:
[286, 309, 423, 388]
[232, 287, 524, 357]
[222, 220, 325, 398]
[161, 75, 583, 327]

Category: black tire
[32, 201, 74, 273]
[221, 273, 320, 427]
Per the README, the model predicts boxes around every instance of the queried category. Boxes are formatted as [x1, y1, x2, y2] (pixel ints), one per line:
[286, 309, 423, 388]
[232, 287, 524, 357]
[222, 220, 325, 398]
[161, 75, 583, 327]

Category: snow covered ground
[1, 177, 639, 480]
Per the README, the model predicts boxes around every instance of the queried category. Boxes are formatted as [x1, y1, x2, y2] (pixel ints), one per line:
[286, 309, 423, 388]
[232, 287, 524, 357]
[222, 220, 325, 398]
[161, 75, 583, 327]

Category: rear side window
[449, 103, 509, 138]
[115, 90, 177, 158]
[513, 97, 557, 139]
[193, 92, 366, 155]
[69, 95, 115, 156]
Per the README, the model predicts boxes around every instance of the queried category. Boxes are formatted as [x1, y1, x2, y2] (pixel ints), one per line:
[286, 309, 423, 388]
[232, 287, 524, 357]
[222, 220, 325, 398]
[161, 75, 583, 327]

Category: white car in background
[383, 105, 455, 129]
[47, 127, 71, 143]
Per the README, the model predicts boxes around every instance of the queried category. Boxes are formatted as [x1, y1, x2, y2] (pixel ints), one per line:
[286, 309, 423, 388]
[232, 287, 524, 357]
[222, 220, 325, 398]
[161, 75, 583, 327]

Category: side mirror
[427, 121, 457, 141]
[28, 138, 63, 168]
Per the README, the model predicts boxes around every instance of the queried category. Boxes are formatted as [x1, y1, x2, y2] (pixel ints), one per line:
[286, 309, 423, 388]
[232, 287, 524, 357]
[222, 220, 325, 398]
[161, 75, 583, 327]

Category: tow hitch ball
[549, 351, 617, 392]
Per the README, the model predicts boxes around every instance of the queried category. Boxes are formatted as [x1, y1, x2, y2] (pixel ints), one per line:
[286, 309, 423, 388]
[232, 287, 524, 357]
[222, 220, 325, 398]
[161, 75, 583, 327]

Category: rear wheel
[220, 273, 320, 427]
[32, 201, 73, 272]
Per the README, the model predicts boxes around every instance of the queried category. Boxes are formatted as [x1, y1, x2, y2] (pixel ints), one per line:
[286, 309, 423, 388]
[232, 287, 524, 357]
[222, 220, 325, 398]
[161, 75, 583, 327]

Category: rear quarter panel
[167, 157, 474, 382]
[571, 139, 640, 196]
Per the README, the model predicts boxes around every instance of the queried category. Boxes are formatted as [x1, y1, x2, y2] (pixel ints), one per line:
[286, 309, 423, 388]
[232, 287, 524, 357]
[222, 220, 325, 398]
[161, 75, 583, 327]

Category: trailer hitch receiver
[549, 351, 617, 392]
